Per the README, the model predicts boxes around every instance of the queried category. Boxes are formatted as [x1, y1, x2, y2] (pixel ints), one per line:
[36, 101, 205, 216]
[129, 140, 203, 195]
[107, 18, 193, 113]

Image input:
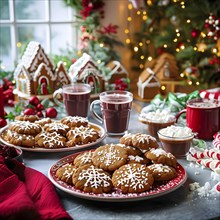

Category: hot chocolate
[139, 110, 176, 139]
[158, 125, 194, 158]
[90, 91, 133, 135]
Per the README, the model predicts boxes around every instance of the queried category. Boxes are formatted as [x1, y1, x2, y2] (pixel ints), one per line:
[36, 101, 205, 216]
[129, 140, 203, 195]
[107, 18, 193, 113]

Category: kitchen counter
[21, 100, 220, 220]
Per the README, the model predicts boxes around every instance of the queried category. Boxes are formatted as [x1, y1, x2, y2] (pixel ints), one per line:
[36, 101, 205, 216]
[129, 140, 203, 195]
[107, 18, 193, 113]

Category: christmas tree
[127, 0, 220, 88]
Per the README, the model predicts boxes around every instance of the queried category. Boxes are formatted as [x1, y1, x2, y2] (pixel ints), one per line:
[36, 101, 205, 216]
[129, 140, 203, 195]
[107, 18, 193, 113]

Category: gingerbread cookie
[15, 115, 39, 122]
[127, 154, 150, 164]
[132, 133, 159, 150]
[72, 164, 113, 194]
[66, 126, 100, 145]
[112, 163, 154, 193]
[7, 130, 35, 148]
[35, 132, 66, 148]
[43, 123, 69, 136]
[61, 116, 88, 128]
[145, 148, 177, 168]
[35, 117, 53, 126]
[147, 164, 177, 181]
[119, 133, 134, 146]
[117, 144, 142, 156]
[92, 144, 128, 172]
[73, 151, 94, 168]
[8, 121, 42, 135]
[56, 163, 76, 184]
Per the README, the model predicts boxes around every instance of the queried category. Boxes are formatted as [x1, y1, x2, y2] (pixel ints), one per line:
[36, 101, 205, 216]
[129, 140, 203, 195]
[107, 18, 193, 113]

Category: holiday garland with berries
[127, 0, 220, 88]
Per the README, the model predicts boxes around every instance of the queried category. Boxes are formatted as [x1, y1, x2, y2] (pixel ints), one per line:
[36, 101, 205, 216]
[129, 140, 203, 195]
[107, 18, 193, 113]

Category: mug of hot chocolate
[139, 109, 176, 139]
[158, 125, 194, 158]
[176, 98, 220, 140]
[53, 83, 91, 117]
[90, 90, 133, 136]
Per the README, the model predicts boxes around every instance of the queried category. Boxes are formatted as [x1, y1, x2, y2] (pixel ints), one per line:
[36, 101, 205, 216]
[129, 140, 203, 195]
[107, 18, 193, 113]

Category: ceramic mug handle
[53, 88, 63, 106]
[90, 100, 103, 124]
[176, 109, 186, 123]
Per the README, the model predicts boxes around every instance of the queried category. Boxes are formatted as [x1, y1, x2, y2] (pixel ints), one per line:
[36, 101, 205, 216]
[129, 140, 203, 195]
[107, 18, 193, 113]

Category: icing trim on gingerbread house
[105, 60, 128, 81]
[137, 68, 160, 99]
[21, 41, 54, 72]
[69, 53, 102, 80]
[54, 61, 71, 90]
[14, 65, 32, 95]
[68, 53, 103, 95]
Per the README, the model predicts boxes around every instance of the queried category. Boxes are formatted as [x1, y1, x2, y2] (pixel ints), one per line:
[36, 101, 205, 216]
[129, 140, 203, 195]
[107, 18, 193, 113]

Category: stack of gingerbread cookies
[55, 133, 178, 194]
[2, 115, 101, 149]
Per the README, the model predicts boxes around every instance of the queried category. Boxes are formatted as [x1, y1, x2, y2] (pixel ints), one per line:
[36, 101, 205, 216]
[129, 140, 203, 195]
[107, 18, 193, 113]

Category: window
[0, 0, 78, 71]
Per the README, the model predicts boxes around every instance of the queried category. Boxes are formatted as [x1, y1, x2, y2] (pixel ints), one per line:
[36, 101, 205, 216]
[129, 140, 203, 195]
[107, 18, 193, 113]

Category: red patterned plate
[48, 151, 187, 202]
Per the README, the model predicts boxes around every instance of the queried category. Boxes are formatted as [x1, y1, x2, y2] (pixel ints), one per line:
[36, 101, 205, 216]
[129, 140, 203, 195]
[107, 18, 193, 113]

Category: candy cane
[213, 139, 220, 150]
[213, 133, 220, 140]
[205, 149, 220, 160]
[196, 159, 220, 171]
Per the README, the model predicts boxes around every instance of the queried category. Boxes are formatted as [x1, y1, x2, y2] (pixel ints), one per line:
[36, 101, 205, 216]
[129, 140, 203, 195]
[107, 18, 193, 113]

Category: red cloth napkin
[0, 156, 73, 220]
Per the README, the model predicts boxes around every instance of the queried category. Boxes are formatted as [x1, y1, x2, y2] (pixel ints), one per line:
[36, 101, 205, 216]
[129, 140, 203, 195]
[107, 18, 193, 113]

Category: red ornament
[157, 47, 164, 55]
[191, 29, 200, 38]
[45, 107, 57, 118]
[29, 96, 40, 106]
[0, 118, 7, 128]
[24, 108, 36, 115]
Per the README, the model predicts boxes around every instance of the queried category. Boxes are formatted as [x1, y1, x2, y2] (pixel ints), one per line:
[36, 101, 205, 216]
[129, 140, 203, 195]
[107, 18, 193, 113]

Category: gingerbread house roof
[152, 53, 179, 80]
[55, 61, 71, 84]
[68, 53, 102, 81]
[138, 68, 160, 87]
[20, 41, 54, 73]
[33, 63, 56, 82]
[106, 60, 128, 80]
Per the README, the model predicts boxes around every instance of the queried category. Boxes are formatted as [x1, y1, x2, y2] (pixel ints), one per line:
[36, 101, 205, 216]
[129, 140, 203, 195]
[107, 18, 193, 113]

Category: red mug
[176, 98, 220, 140]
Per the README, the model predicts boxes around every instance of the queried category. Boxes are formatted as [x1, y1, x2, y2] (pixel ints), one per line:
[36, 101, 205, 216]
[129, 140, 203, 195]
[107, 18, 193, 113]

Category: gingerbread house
[104, 61, 129, 90]
[137, 68, 160, 99]
[68, 53, 104, 96]
[152, 53, 179, 80]
[54, 61, 71, 90]
[13, 41, 70, 100]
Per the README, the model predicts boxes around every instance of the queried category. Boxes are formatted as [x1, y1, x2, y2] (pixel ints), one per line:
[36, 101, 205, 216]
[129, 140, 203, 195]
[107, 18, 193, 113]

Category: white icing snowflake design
[68, 126, 98, 139]
[128, 155, 143, 162]
[64, 116, 88, 123]
[45, 123, 69, 131]
[62, 164, 76, 179]
[149, 164, 172, 173]
[136, 134, 156, 144]
[97, 144, 122, 166]
[78, 165, 111, 188]
[77, 151, 93, 164]
[12, 121, 40, 131]
[117, 164, 149, 190]
[39, 132, 64, 148]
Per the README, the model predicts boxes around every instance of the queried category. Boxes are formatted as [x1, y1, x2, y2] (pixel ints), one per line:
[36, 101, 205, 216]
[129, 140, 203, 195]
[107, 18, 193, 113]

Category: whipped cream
[140, 109, 175, 123]
[159, 125, 194, 138]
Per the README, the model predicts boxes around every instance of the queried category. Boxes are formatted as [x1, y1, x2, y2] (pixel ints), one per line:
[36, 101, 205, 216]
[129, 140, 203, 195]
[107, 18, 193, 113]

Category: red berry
[8, 100, 15, 107]
[24, 108, 36, 115]
[29, 96, 40, 106]
[45, 107, 57, 118]
[0, 118, 7, 128]
[37, 111, 44, 117]
[36, 103, 44, 111]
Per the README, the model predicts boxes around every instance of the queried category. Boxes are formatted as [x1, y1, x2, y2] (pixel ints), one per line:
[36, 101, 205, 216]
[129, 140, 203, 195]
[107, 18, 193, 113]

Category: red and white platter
[48, 151, 187, 202]
[0, 122, 106, 152]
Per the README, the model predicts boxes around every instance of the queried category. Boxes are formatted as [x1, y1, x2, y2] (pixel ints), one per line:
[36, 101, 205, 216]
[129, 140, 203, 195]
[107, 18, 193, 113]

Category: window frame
[0, 0, 78, 70]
